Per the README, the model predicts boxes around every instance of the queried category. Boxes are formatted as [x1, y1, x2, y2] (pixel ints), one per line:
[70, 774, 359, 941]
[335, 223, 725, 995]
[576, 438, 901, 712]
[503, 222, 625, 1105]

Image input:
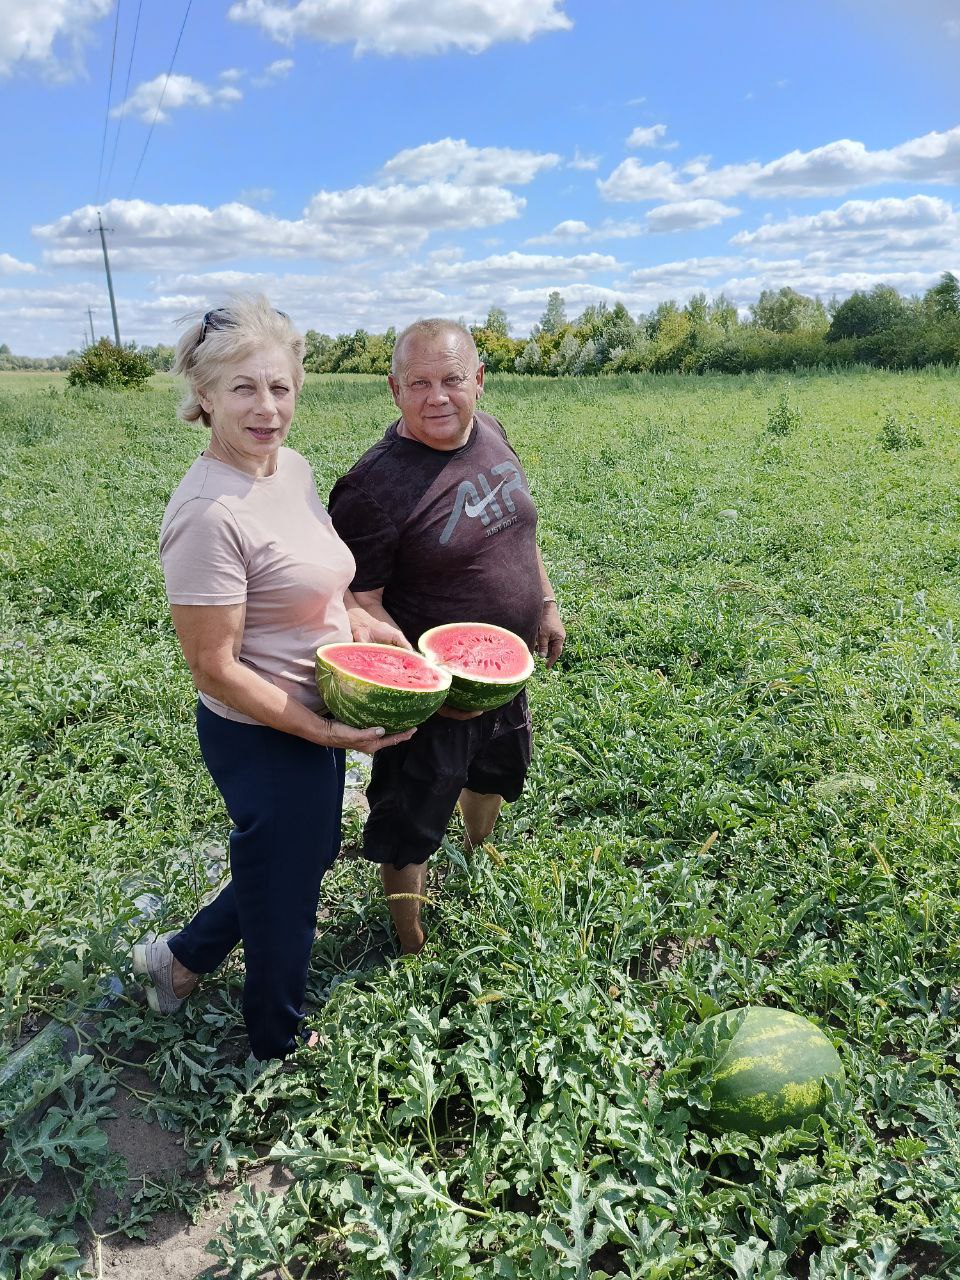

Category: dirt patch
[26, 1058, 296, 1279]
[92, 1162, 295, 1280]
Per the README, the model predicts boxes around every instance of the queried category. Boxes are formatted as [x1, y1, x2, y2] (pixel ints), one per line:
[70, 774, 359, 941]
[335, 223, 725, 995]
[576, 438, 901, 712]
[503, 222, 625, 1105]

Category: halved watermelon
[418, 622, 534, 713]
[698, 1006, 845, 1136]
[316, 643, 451, 732]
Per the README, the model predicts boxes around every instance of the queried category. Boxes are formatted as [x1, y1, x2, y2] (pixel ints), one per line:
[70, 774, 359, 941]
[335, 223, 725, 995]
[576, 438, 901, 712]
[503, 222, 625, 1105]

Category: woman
[134, 295, 414, 1061]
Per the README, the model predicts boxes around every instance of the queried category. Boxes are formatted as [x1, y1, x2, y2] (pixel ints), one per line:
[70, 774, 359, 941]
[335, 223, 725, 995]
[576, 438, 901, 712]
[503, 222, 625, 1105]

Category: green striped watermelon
[316, 643, 451, 733]
[418, 622, 534, 713]
[699, 1006, 844, 1136]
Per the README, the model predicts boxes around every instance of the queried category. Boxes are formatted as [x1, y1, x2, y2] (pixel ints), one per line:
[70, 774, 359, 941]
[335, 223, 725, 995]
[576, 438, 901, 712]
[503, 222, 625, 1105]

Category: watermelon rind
[698, 1006, 844, 1136]
[316, 643, 451, 733]
[418, 623, 534, 713]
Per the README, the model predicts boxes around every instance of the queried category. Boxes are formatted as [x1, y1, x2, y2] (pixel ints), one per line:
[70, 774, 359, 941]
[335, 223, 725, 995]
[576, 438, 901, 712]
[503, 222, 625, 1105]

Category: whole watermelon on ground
[698, 1006, 844, 1135]
[418, 622, 534, 712]
[315, 643, 451, 732]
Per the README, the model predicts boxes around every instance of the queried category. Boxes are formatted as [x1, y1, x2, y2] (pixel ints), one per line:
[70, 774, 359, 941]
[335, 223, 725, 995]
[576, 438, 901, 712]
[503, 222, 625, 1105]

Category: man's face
[388, 330, 484, 451]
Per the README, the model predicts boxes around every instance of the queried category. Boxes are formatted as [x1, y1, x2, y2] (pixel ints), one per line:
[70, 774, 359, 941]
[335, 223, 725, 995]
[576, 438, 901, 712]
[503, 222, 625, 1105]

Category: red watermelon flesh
[315, 642, 451, 731]
[418, 623, 534, 712]
[320, 644, 446, 689]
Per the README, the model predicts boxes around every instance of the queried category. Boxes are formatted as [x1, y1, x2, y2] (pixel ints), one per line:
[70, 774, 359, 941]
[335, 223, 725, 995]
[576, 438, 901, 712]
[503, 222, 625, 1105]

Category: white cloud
[251, 57, 294, 85]
[33, 184, 526, 269]
[719, 265, 947, 305]
[731, 195, 960, 260]
[0, 282, 106, 312]
[568, 147, 601, 171]
[219, 67, 245, 81]
[525, 218, 647, 246]
[111, 74, 244, 124]
[725, 196, 960, 290]
[945, 18, 960, 37]
[600, 124, 960, 203]
[388, 250, 619, 286]
[150, 271, 451, 335]
[526, 220, 591, 245]
[5, 234, 955, 357]
[303, 182, 522, 234]
[0, 0, 113, 78]
[626, 123, 677, 150]
[627, 257, 741, 288]
[227, 0, 573, 55]
[599, 159, 681, 202]
[646, 199, 741, 232]
[683, 156, 712, 177]
[0, 253, 36, 275]
[0, 280, 137, 352]
[381, 139, 560, 186]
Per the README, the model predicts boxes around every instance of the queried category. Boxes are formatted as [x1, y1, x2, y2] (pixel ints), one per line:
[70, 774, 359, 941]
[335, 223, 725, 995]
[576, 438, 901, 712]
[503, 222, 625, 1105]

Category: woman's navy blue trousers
[169, 702, 345, 1061]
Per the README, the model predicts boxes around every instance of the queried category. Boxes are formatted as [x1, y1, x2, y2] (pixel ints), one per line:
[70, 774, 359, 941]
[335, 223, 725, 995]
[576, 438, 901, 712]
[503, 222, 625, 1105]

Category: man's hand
[348, 609, 413, 650]
[537, 601, 566, 668]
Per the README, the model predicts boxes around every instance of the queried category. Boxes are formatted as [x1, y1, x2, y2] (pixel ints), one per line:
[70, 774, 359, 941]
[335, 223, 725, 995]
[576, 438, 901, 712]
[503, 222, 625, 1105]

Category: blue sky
[1, 0, 958, 354]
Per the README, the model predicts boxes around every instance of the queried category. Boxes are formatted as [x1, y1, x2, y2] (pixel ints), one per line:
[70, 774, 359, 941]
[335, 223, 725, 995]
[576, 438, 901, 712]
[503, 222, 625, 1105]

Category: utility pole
[87, 306, 96, 347]
[89, 212, 121, 346]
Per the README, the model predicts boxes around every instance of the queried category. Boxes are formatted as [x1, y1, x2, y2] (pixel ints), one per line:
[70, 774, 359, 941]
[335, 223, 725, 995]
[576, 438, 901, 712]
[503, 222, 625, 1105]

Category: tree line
[303, 274, 960, 376]
[3, 273, 958, 377]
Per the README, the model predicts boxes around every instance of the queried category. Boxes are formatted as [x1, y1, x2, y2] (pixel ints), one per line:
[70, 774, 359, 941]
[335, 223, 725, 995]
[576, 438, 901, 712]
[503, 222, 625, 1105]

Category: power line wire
[104, 0, 144, 199]
[128, 0, 194, 198]
[95, 0, 123, 204]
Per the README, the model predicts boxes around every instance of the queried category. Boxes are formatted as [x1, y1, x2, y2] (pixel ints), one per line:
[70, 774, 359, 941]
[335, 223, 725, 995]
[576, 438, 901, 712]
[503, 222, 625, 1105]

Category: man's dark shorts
[362, 692, 531, 870]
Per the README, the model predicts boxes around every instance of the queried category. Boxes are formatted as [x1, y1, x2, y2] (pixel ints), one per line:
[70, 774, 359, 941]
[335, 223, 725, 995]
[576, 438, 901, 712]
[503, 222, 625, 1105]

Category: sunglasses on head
[197, 307, 290, 345]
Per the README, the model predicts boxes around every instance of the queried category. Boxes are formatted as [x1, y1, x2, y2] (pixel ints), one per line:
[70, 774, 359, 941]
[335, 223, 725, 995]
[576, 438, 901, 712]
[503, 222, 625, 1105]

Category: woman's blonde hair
[173, 293, 305, 426]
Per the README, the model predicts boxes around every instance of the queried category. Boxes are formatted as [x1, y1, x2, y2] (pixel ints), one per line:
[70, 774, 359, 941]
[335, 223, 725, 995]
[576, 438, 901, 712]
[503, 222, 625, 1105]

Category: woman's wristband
[542, 595, 557, 606]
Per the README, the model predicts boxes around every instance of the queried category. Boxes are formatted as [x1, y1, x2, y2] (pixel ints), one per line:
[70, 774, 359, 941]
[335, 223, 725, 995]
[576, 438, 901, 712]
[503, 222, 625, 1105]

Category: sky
[0, 0, 958, 355]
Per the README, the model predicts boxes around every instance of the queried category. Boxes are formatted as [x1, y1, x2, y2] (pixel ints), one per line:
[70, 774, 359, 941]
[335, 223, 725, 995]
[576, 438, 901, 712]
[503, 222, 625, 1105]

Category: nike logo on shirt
[464, 480, 506, 519]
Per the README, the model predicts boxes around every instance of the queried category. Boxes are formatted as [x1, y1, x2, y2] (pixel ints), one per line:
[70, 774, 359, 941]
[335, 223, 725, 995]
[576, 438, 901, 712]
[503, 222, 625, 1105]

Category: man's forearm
[347, 588, 403, 631]
[535, 547, 557, 601]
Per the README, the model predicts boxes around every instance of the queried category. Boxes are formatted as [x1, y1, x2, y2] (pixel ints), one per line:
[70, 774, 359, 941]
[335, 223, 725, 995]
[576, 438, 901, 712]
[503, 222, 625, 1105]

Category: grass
[0, 368, 959, 1277]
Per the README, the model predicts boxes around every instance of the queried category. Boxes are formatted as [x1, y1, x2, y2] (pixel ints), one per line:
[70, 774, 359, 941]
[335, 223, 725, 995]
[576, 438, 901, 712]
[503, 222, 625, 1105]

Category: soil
[16, 775, 374, 1279]
[27, 1058, 295, 1279]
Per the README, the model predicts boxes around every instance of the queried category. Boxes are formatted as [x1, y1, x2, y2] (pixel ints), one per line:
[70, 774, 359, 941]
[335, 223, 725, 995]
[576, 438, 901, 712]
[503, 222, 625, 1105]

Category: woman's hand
[348, 608, 413, 650]
[321, 720, 416, 754]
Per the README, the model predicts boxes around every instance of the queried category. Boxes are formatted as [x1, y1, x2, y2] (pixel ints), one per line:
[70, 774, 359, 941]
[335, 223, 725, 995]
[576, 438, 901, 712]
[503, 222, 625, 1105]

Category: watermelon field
[1, 367, 959, 1278]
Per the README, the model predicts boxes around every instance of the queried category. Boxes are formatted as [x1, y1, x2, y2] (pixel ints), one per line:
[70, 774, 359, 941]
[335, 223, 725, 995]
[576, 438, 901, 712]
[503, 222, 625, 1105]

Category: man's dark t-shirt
[327, 411, 542, 650]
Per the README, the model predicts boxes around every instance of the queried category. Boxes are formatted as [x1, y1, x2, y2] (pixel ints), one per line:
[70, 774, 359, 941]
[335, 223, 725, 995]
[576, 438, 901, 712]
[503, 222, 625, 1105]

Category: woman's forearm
[193, 661, 335, 745]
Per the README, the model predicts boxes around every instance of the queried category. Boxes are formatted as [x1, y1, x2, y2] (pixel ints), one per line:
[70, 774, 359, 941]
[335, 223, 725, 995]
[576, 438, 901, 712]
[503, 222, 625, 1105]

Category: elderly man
[328, 318, 564, 953]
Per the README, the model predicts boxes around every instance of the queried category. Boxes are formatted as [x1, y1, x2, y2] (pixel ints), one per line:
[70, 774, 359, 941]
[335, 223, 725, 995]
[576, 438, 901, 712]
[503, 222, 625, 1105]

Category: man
[328, 318, 564, 953]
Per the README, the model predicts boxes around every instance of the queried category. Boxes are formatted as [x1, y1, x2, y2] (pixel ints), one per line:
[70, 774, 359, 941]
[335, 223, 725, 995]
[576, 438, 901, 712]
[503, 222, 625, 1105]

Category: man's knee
[460, 790, 503, 844]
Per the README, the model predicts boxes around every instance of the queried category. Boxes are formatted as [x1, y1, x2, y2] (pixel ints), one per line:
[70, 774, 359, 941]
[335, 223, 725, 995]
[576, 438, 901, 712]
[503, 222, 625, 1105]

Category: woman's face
[199, 343, 297, 476]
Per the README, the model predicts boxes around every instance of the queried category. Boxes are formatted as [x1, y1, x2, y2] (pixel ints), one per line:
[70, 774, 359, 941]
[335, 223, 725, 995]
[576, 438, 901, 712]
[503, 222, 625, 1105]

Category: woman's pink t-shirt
[160, 447, 355, 725]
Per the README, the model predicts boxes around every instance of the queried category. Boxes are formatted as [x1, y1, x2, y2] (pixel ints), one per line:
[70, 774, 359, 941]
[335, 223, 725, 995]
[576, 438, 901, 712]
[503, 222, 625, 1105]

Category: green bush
[67, 339, 154, 391]
[878, 409, 923, 451]
[767, 391, 803, 436]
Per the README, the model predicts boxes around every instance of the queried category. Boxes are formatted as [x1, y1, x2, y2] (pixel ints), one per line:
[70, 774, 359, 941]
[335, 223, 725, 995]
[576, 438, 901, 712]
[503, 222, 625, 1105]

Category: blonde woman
[134, 295, 413, 1061]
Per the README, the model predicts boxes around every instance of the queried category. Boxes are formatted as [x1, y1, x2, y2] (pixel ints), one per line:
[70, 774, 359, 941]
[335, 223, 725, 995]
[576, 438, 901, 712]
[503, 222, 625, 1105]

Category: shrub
[767, 392, 802, 436]
[878, 410, 923, 452]
[67, 339, 154, 391]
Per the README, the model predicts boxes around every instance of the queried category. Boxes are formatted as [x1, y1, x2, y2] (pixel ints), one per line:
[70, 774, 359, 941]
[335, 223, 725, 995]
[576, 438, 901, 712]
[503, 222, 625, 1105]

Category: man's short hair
[391, 318, 479, 374]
